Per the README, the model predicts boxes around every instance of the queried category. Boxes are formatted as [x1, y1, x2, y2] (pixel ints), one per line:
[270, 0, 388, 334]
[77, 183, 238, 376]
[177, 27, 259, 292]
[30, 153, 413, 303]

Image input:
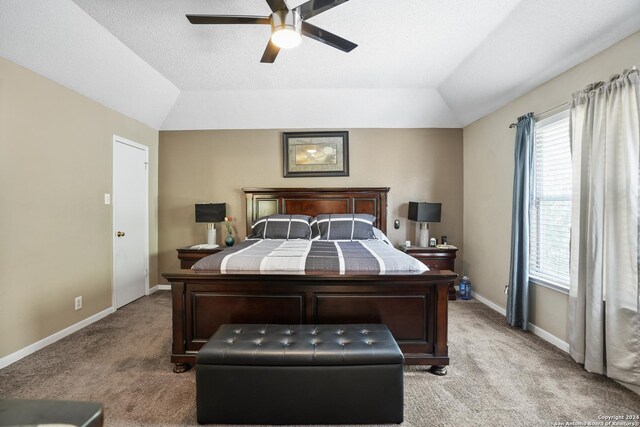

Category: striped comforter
[191, 239, 429, 275]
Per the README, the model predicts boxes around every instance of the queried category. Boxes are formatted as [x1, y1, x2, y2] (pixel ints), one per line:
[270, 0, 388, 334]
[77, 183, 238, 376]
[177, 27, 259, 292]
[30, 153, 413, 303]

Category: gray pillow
[249, 214, 313, 240]
[311, 214, 376, 240]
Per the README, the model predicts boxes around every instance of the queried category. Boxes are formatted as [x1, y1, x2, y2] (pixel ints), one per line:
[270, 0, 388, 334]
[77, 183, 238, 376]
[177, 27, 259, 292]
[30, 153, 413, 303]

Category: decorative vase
[224, 234, 235, 247]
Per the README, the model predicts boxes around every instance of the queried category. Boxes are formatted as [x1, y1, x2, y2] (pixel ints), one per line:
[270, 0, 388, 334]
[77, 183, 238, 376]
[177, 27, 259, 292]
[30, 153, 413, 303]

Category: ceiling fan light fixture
[186, 0, 357, 63]
[270, 10, 302, 49]
[271, 28, 301, 48]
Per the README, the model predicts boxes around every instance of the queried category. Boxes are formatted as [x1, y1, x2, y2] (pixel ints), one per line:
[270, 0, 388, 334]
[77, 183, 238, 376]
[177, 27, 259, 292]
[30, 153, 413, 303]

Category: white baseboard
[0, 307, 114, 370]
[527, 323, 570, 353]
[470, 290, 569, 353]
[148, 284, 170, 293]
[471, 290, 506, 316]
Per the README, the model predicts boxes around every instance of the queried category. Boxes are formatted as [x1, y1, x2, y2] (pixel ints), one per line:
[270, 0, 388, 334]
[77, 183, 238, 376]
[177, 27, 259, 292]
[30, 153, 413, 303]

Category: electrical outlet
[75, 296, 82, 311]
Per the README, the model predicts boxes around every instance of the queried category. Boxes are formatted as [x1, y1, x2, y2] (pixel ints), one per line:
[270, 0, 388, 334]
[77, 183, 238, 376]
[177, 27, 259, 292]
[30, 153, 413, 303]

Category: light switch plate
[104, 193, 111, 205]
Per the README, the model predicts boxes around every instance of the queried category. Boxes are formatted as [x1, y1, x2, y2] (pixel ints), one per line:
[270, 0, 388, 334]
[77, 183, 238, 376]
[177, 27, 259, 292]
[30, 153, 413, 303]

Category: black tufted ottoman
[196, 324, 404, 425]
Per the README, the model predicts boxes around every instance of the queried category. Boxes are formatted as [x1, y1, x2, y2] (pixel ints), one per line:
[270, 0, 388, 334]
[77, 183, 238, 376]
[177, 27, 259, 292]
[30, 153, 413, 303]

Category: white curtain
[569, 67, 640, 386]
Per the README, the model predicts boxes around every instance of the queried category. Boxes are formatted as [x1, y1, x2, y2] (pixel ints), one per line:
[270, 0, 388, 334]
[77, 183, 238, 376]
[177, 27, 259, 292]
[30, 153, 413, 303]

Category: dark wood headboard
[243, 187, 390, 236]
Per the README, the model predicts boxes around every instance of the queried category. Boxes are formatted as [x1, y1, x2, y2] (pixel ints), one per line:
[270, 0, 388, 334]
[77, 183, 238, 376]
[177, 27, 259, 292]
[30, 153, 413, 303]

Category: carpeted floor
[0, 291, 638, 426]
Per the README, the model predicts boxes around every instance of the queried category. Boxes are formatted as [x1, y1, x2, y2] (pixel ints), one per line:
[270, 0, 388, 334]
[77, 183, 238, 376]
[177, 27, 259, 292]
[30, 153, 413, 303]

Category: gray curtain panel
[506, 112, 535, 329]
[568, 67, 640, 386]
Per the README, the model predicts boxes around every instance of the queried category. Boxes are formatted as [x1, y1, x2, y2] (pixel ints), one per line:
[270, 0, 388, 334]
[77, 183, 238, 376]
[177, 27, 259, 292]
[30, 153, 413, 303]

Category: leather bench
[196, 324, 404, 425]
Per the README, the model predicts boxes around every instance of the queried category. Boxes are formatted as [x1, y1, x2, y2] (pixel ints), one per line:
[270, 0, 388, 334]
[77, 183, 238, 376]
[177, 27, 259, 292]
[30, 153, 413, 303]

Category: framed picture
[283, 131, 349, 177]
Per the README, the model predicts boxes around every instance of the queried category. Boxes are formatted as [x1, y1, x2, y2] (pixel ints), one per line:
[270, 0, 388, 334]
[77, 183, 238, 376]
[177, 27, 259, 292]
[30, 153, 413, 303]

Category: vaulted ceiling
[1, 0, 639, 130]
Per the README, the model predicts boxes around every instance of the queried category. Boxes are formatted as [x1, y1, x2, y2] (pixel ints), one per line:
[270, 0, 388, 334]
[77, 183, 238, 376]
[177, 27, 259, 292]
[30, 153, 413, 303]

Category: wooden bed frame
[162, 187, 456, 374]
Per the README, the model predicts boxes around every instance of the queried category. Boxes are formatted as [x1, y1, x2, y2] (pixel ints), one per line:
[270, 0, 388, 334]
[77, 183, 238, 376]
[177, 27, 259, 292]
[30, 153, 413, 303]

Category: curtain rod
[508, 102, 569, 128]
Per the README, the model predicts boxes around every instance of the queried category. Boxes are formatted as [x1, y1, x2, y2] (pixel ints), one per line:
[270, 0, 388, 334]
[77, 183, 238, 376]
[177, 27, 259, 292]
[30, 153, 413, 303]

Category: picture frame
[283, 131, 349, 177]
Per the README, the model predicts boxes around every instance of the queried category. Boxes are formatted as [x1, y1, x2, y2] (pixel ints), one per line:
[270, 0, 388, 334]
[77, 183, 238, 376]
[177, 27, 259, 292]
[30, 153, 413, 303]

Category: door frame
[112, 135, 150, 310]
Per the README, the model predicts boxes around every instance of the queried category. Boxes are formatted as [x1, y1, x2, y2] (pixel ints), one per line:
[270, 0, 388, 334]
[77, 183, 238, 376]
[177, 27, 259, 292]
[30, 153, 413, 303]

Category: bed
[162, 187, 456, 374]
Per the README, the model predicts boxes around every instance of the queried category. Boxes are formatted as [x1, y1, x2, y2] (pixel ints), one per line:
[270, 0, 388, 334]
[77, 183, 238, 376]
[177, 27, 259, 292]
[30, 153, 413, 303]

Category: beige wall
[159, 128, 463, 282]
[0, 57, 159, 359]
[463, 31, 640, 342]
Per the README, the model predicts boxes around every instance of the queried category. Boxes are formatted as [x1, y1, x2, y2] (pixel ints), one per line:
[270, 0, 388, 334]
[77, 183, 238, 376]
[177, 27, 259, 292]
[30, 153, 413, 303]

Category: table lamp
[195, 203, 226, 247]
[408, 202, 441, 247]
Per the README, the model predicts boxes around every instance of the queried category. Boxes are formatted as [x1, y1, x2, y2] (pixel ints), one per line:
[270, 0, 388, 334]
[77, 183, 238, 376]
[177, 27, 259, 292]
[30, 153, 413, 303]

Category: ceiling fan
[186, 0, 357, 63]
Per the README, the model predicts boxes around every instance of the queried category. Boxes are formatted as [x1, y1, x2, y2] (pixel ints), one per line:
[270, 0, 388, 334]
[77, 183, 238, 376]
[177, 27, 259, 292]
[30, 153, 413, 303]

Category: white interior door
[113, 136, 148, 309]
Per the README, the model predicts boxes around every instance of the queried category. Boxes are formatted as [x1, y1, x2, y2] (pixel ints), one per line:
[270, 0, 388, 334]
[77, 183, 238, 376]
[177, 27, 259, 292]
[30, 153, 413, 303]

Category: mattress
[191, 239, 429, 275]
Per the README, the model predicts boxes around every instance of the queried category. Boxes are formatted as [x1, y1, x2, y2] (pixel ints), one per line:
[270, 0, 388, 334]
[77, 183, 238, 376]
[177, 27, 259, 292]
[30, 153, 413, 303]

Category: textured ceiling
[70, 0, 519, 90]
[1, 0, 640, 129]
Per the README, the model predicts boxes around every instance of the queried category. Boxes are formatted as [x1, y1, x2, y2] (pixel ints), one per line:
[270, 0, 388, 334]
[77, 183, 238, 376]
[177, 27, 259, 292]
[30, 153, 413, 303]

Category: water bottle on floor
[459, 276, 471, 300]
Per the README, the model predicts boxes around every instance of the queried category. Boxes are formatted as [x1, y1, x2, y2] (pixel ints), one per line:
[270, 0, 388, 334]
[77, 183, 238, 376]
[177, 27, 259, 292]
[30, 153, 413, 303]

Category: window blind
[530, 111, 572, 288]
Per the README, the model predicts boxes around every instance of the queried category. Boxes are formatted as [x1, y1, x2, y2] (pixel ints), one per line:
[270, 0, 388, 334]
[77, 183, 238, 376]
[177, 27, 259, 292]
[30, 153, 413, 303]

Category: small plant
[224, 216, 233, 236]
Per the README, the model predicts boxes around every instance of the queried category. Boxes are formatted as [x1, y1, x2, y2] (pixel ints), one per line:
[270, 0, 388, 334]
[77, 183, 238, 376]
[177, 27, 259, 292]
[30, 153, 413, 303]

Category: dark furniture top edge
[242, 187, 390, 194]
[399, 245, 458, 253]
[162, 269, 458, 281]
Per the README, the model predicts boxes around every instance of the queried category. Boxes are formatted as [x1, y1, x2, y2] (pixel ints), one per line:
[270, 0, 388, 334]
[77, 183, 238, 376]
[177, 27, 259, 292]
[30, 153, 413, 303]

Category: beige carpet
[0, 291, 638, 426]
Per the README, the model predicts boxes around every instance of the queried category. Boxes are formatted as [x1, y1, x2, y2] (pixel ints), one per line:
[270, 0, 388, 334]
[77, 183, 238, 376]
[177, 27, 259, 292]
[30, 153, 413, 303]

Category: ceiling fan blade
[265, 0, 289, 12]
[261, 40, 281, 63]
[301, 21, 357, 53]
[186, 15, 271, 25]
[295, 0, 349, 20]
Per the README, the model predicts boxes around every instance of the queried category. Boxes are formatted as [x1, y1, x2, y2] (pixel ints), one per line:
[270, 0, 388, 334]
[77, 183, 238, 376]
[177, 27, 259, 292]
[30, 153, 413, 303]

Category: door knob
[116, 231, 125, 237]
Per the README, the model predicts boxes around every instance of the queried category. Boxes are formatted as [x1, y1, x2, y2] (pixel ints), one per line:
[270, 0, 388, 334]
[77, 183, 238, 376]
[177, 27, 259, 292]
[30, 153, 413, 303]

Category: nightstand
[177, 246, 224, 269]
[399, 245, 458, 300]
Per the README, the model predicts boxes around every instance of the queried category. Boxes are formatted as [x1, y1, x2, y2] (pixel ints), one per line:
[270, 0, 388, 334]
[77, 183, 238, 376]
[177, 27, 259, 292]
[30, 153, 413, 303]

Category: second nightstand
[177, 246, 224, 269]
[399, 245, 458, 301]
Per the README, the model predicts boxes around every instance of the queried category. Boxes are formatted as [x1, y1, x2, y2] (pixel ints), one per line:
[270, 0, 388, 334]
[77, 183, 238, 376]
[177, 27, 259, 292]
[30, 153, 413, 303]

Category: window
[529, 110, 572, 291]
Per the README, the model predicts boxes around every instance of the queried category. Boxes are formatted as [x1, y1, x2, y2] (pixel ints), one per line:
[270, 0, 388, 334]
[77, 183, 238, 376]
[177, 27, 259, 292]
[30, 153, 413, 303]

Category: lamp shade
[195, 203, 226, 223]
[408, 202, 441, 223]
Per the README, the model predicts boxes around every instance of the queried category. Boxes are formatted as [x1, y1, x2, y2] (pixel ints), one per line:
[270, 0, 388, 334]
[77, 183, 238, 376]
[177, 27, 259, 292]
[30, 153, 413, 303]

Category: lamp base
[207, 224, 219, 248]
[418, 222, 429, 247]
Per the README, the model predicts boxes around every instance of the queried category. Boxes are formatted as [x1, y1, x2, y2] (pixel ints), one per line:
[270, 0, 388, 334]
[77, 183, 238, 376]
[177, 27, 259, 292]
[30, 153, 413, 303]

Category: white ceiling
[1, 0, 639, 130]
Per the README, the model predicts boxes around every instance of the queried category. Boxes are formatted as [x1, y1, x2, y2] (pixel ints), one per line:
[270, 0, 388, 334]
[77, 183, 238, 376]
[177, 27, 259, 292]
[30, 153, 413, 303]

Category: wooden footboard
[162, 270, 456, 373]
